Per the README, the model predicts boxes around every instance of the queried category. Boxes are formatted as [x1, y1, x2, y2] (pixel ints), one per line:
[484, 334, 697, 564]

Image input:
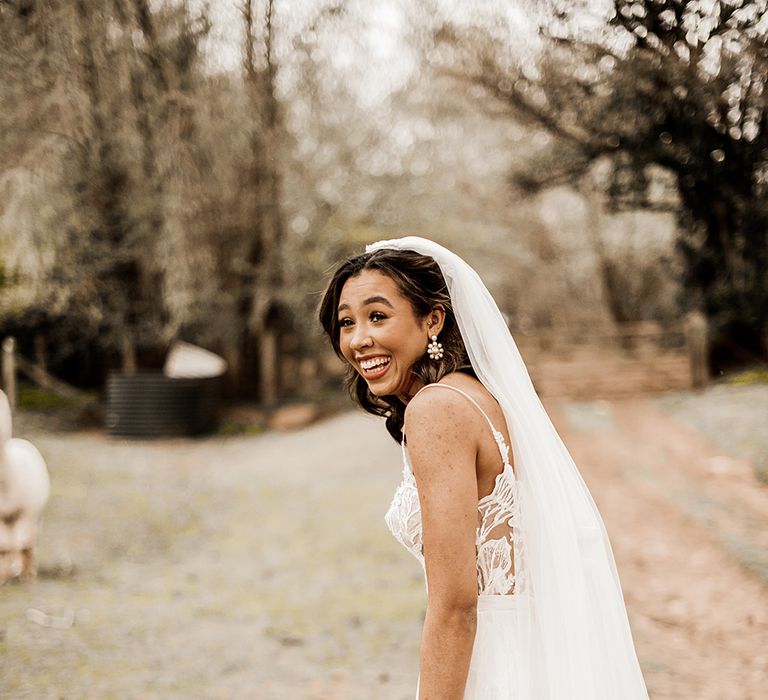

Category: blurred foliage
[433, 0, 768, 358]
[0, 0, 424, 392]
[0, 0, 214, 370]
[729, 368, 768, 386]
[16, 385, 98, 410]
[216, 421, 266, 437]
[0, 0, 292, 391]
[1, 0, 739, 397]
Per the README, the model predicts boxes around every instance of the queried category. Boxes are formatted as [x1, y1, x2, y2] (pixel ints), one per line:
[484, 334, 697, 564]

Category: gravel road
[2, 385, 767, 699]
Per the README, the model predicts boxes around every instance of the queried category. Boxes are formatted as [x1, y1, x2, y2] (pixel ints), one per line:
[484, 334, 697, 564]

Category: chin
[363, 376, 400, 397]
[366, 382, 390, 397]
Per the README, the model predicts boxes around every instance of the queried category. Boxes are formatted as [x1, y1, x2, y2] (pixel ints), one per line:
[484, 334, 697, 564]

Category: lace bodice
[384, 384, 525, 597]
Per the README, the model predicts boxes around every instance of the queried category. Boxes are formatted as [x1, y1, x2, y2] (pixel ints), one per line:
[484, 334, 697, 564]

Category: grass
[729, 367, 768, 386]
[216, 421, 265, 436]
[16, 384, 98, 410]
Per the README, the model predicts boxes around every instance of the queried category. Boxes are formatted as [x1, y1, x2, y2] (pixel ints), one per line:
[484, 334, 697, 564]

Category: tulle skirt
[416, 593, 539, 699]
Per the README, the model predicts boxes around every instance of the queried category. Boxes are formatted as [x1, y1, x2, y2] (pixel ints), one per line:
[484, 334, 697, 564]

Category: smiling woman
[338, 273, 442, 394]
[319, 248, 476, 442]
[317, 237, 649, 700]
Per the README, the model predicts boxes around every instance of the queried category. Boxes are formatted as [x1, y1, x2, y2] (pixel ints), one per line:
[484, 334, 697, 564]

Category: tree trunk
[33, 333, 47, 374]
[684, 310, 709, 389]
[121, 332, 137, 373]
[678, 177, 768, 362]
[259, 328, 278, 406]
[75, 0, 137, 368]
[580, 180, 625, 325]
[240, 0, 286, 403]
[2, 337, 17, 409]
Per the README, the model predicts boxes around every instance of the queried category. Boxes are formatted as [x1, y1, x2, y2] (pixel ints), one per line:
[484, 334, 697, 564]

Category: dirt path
[1, 394, 767, 699]
[552, 398, 768, 700]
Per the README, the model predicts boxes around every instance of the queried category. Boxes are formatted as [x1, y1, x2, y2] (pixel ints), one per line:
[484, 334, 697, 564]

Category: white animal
[0, 389, 50, 582]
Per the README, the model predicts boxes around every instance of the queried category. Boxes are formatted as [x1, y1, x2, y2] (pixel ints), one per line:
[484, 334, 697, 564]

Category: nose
[350, 325, 373, 352]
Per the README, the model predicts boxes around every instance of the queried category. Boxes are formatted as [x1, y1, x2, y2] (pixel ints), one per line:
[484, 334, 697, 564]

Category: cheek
[339, 335, 352, 360]
[339, 333, 362, 368]
[407, 328, 428, 355]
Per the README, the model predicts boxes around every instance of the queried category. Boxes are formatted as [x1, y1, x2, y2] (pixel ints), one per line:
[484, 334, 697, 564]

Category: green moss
[217, 421, 264, 436]
[730, 368, 768, 385]
[16, 385, 97, 410]
[754, 458, 768, 485]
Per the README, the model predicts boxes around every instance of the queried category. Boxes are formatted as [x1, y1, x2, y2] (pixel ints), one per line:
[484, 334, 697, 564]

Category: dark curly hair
[318, 247, 475, 442]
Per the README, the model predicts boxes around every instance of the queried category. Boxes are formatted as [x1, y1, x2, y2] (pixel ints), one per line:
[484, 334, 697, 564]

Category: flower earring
[427, 334, 444, 361]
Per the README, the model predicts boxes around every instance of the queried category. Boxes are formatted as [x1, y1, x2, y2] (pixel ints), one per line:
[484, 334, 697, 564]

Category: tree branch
[438, 66, 605, 152]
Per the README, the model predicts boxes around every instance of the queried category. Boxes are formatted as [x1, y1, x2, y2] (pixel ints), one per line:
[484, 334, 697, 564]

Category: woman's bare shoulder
[404, 377, 485, 445]
[429, 373, 510, 442]
[444, 372, 507, 412]
[403, 385, 481, 475]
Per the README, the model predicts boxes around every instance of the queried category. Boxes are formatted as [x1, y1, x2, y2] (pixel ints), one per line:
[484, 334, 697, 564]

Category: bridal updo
[319, 247, 475, 442]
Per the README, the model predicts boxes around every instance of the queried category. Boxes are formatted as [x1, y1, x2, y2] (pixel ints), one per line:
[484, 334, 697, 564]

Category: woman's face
[337, 269, 443, 400]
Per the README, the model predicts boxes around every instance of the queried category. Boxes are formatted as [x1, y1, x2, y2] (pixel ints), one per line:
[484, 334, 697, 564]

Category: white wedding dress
[374, 235, 648, 700]
[385, 383, 538, 698]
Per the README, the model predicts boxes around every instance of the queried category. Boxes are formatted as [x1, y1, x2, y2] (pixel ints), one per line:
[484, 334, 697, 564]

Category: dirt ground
[1, 384, 767, 699]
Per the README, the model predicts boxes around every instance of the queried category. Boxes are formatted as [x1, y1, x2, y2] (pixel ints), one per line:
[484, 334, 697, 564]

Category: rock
[224, 405, 267, 426]
[268, 403, 319, 431]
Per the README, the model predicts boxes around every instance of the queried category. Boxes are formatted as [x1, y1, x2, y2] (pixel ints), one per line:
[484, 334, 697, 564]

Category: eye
[338, 317, 353, 328]
[370, 311, 387, 322]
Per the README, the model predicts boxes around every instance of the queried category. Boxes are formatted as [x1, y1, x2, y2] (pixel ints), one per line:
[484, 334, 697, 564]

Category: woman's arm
[405, 389, 481, 700]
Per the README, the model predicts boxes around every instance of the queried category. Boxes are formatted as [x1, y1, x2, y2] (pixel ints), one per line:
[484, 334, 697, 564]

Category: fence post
[684, 311, 709, 389]
[260, 328, 278, 406]
[2, 336, 17, 408]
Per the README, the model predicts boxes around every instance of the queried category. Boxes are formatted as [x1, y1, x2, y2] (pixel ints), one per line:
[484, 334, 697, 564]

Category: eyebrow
[337, 295, 395, 312]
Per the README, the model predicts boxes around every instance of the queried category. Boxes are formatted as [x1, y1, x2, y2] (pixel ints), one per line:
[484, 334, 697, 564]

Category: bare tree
[432, 1, 768, 359]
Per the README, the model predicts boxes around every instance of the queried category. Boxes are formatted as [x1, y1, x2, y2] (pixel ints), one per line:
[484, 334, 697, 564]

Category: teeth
[360, 357, 390, 370]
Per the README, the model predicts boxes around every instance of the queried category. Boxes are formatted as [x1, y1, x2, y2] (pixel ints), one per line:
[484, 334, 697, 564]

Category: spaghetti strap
[412, 383, 500, 437]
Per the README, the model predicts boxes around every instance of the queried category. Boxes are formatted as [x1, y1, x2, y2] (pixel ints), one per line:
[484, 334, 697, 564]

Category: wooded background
[1, 0, 766, 402]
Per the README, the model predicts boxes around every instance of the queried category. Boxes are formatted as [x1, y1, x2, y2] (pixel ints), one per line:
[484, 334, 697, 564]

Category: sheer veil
[366, 236, 649, 699]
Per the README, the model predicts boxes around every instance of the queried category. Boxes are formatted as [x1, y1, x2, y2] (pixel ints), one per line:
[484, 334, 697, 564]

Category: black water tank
[106, 372, 221, 438]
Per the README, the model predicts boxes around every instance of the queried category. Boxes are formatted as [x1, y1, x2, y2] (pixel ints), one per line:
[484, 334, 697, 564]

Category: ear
[424, 304, 446, 337]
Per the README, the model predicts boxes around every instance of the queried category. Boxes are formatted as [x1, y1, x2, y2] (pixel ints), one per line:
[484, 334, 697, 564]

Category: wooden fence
[2, 314, 710, 408]
[515, 315, 708, 399]
[1, 336, 83, 408]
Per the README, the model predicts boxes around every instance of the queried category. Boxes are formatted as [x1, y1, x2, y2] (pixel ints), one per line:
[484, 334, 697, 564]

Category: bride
[319, 236, 649, 699]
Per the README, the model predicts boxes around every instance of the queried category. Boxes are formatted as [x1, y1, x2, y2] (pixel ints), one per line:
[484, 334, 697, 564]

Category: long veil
[367, 236, 648, 699]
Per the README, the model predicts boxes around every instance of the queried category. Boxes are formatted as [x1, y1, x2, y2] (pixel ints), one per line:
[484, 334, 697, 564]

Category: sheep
[0, 389, 50, 583]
